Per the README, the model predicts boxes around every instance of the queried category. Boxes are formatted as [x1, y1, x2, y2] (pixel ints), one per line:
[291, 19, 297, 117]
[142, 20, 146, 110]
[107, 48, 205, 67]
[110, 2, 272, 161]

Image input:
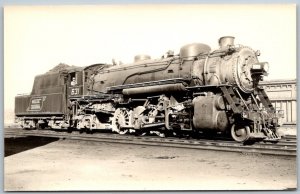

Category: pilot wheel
[231, 124, 250, 142]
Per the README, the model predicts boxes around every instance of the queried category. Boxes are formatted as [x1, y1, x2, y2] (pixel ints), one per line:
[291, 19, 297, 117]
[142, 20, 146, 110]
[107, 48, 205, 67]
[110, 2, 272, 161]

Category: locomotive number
[71, 88, 80, 95]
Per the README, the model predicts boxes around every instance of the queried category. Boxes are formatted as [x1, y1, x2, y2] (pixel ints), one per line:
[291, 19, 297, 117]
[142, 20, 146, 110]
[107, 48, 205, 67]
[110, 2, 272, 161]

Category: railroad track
[5, 128, 297, 157]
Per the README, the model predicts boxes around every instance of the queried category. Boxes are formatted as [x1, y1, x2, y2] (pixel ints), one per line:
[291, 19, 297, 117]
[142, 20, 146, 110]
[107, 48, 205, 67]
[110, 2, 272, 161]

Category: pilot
[71, 77, 77, 86]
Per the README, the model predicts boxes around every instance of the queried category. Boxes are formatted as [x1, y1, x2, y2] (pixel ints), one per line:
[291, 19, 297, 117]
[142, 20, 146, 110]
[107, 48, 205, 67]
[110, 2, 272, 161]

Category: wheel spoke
[112, 108, 132, 135]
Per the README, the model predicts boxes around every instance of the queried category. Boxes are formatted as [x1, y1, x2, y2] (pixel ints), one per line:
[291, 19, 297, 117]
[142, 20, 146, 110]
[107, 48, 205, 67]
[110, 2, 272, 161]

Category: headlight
[252, 64, 261, 70]
[262, 62, 269, 73]
[251, 62, 269, 75]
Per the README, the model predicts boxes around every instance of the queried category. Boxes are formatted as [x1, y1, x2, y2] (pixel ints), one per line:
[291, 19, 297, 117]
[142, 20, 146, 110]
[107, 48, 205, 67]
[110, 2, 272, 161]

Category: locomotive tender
[15, 36, 280, 142]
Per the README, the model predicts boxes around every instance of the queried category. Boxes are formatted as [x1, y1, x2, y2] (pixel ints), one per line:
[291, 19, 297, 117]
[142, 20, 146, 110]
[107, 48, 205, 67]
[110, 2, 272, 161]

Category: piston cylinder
[193, 95, 228, 131]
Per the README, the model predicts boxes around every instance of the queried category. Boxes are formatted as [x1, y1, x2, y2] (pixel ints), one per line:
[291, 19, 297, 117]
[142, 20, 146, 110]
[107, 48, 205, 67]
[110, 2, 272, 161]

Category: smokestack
[218, 36, 235, 49]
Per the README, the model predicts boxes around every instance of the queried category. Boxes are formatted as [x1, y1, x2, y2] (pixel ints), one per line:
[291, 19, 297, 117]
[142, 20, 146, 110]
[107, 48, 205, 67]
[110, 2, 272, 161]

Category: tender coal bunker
[5, 136, 59, 157]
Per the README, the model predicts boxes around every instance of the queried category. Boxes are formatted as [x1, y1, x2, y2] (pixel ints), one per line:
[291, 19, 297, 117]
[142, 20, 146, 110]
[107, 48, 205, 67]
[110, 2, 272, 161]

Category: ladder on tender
[220, 86, 243, 113]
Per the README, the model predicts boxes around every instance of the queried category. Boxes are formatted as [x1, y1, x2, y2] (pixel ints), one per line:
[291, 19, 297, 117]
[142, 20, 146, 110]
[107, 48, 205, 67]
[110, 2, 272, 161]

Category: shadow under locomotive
[5, 136, 59, 157]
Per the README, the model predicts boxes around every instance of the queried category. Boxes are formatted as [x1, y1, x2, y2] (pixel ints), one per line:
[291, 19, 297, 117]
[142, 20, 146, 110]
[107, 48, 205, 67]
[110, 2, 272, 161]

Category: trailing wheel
[112, 108, 132, 135]
[35, 122, 40, 130]
[36, 122, 45, 130]
[231, 124, 250, 142]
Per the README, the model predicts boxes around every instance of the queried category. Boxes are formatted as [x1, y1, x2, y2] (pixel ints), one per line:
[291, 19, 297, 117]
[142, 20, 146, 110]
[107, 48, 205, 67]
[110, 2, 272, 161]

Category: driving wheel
[112, 108, 132, 135]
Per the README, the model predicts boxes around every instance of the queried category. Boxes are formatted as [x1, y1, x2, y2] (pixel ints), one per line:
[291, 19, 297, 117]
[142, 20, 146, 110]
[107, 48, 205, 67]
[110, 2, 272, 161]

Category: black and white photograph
[4, 3, 297, 191]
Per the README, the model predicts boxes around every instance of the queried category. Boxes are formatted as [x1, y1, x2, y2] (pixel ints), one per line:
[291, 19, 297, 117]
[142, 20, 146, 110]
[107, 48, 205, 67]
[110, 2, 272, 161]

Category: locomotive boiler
[15, 36, 280, 143]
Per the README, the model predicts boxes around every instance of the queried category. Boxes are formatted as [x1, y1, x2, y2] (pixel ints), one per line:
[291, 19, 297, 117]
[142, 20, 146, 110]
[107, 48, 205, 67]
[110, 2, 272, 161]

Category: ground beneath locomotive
[4, 131, 296, 191]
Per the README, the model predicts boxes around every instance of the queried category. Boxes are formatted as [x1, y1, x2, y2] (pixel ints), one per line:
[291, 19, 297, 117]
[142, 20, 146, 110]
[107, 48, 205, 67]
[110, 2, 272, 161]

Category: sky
[4, 4, 296, 114]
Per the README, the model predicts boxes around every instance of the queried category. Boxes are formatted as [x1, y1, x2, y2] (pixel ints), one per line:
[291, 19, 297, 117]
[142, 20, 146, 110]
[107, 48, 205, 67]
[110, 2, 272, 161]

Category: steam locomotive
[15, 36, 280, 143]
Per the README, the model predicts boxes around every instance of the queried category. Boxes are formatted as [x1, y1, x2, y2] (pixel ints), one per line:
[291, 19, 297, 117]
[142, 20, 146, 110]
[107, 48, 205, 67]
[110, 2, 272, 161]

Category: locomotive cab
[68, 70, 83, 97]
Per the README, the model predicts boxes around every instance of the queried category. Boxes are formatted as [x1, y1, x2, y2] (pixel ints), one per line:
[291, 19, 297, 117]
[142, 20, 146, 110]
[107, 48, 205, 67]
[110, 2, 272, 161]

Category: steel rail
[4, 129, 296, 157]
